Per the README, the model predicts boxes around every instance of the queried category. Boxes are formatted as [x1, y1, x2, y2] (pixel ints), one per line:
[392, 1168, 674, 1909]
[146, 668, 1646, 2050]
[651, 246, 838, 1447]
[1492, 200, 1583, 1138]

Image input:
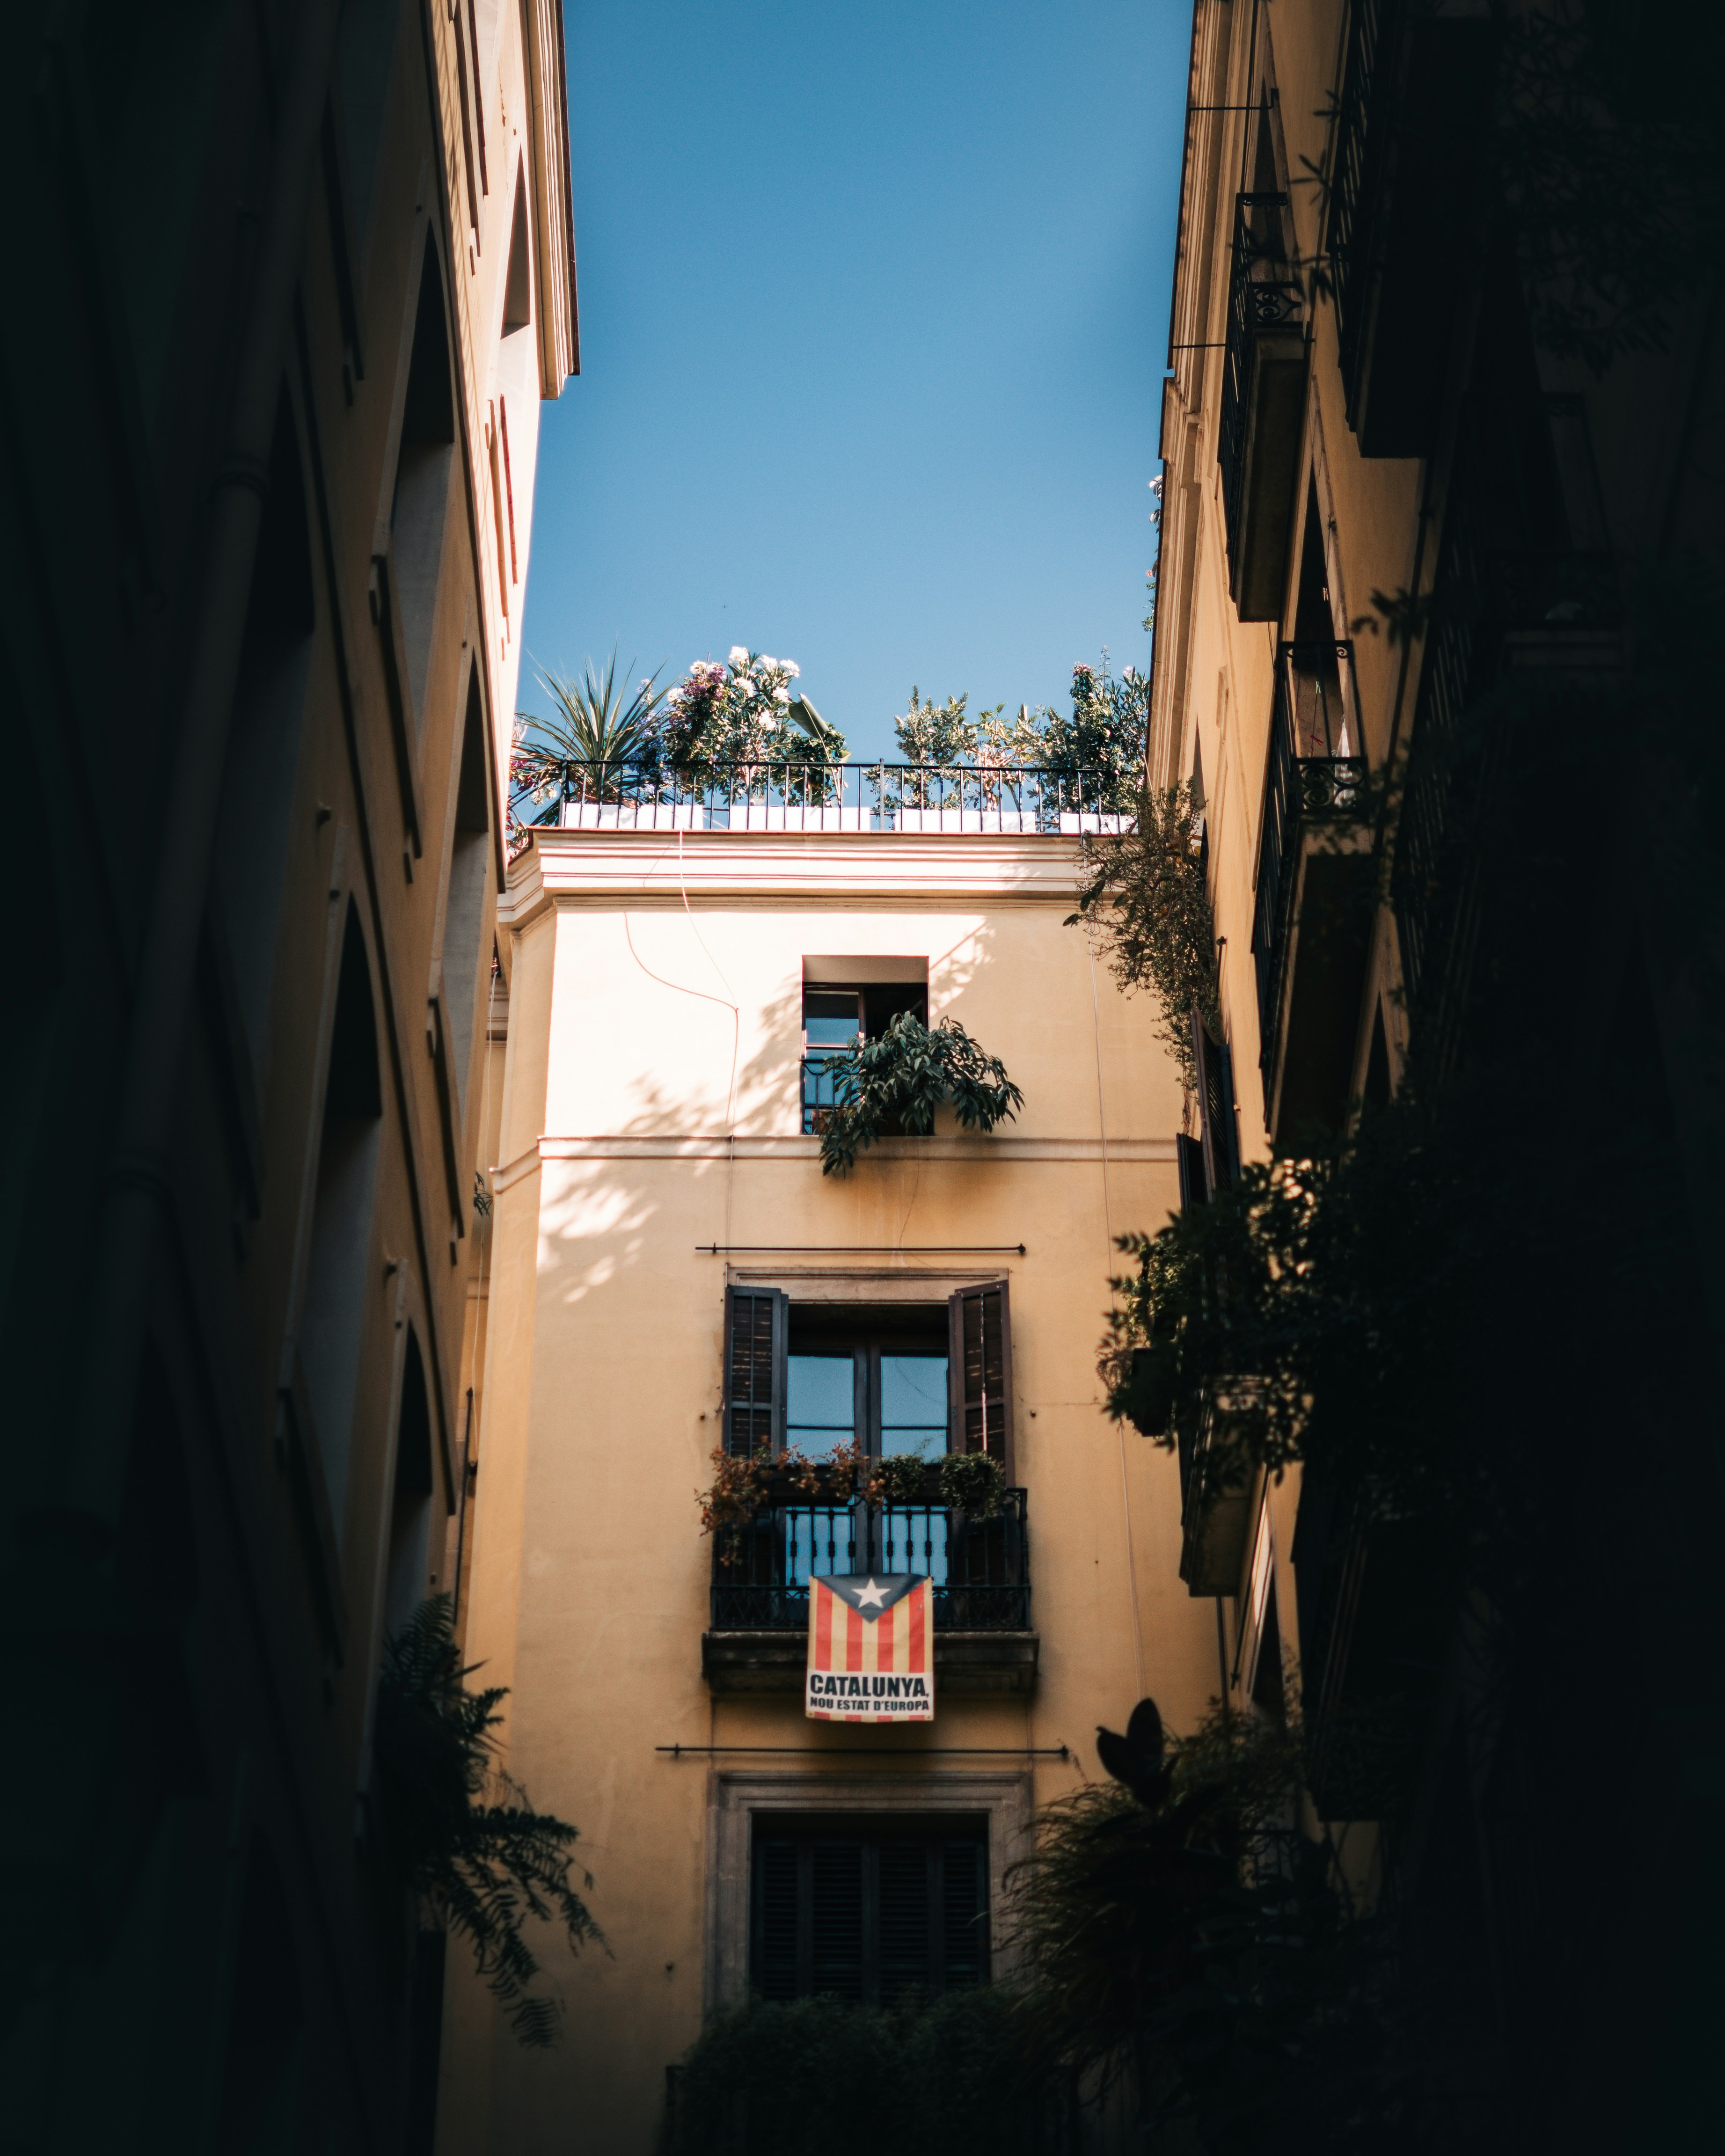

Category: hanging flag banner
[806, 1573, 935, 1723]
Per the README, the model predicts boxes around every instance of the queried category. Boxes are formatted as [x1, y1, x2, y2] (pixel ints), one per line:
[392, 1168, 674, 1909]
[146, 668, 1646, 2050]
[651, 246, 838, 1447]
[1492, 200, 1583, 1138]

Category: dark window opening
[214, 385, 316, 1063]
[1364, 1004, 1393, 1110]
[391, 234, 456, 730]
[752, 1817, 988, 2006]
[384, 1330, 435, 1637]
[439, 670, 491, 1117]
[300, 905, 383, 1535]
[502, 169, 533, 334]
[1251, 1578, 1286, 1725]
[802, 979, 929, 1133]
[216, 1841, 305, 2156]
[1292, 480, 1332, 644]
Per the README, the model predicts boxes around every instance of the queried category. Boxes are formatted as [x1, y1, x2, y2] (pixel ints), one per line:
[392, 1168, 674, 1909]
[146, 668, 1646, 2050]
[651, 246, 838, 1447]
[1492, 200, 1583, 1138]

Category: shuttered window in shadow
[751, 1819, 988, 2004]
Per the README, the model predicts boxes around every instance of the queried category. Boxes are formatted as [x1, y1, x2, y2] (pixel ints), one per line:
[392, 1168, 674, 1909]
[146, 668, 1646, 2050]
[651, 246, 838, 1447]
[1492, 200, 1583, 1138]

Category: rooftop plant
[1068, 780, 1219, 1092]
[892, 656, 1147, 808]
[663, 647, 848, 777]
[511, 653, 668, 821]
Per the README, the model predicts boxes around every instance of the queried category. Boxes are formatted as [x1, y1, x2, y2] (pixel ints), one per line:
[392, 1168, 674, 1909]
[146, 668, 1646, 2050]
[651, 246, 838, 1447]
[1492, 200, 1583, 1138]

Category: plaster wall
[446, 829, 1223, 2153]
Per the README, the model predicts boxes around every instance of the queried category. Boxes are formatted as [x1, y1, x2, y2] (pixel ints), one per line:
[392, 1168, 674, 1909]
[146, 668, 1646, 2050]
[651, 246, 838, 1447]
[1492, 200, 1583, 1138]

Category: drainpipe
[72, 1, 343, 1526]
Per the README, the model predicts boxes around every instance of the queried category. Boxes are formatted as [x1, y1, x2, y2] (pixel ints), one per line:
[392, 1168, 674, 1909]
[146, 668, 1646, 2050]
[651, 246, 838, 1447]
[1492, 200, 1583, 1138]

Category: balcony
[1218, 193, 1308, 621]
[702, 1485, 1036, 1696]
[1177, 1385, 1257, 1598]
[1327, 0, 1493, 457]
[1292, 1470, 1455, 1820]
[1251, 643, 1374, 1151]
[510, 760, 1135, 840]
[1392, 402, 1623, 1069]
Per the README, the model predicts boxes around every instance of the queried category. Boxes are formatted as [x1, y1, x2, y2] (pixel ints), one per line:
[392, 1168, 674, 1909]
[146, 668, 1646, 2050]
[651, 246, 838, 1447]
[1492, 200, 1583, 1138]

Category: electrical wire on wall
[453, 952, 504, 1627]
[1088, 938, 1147, 1703]
[620, 831, 742, 1258]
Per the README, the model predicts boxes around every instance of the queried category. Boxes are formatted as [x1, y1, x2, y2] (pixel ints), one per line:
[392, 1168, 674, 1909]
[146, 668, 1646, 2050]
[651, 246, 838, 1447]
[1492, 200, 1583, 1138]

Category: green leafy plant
[1006, 1703, 1394, 2149]
[372, 1597, 602, 2046]
[666, 1990, 1059, 2156]
[1028, 658, 1148, 809]
[697, 1442, 877, 1563]
[893, 686, 994, 767]
[817, 1011, 1023, 1176]
[874, 1451, 936, 1507]
[937, 1449, 1005, 1518]
[663, 648, 847, 784]
[510, 653, 668, 822]
[1068, 781, 1219, 1090]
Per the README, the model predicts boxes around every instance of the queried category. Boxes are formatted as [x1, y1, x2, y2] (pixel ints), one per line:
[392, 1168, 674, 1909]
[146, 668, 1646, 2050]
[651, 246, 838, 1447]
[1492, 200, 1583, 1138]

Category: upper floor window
[801, 977, 927, 1133]
[787, 1305, 949, 1462]
[725, 1284, 1013, 1476]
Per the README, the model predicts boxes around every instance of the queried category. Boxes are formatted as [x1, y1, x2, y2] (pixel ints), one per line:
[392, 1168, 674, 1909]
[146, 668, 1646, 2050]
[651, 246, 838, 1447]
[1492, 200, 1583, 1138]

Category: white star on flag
[854, 1578, 887, 1608]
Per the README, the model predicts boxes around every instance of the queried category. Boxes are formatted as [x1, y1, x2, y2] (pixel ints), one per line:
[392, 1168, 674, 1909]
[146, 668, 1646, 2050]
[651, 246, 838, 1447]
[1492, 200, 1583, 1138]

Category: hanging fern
[373, 1596, 603, 2046]
[817, 1012, 1023, 1176]
[1067, 781, 1219, 1091]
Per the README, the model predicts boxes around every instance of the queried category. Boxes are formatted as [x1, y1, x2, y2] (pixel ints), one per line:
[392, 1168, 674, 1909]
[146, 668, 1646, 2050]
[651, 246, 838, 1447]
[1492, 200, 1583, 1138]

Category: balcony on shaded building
[1327, 0, 1493, 457]
[1177, 1384, 1257, 1598]
[1218, 193, 1308, 621]
[1251, 642, 1374, 1152]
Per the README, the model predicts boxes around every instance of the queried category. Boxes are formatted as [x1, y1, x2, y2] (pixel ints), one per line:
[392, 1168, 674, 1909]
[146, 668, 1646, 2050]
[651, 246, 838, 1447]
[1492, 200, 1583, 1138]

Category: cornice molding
[498, 827, 1089, 927]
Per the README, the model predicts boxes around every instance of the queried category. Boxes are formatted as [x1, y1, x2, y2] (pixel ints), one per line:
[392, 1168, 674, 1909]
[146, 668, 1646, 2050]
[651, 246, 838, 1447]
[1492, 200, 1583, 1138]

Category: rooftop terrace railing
[509, 760, 1138, 839]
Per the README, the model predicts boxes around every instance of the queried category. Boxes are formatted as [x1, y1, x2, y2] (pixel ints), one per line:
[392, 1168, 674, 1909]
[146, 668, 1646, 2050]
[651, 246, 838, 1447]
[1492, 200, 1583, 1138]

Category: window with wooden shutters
[751, 1820, 988, 2004]
[948, 1281, 1013, 1481]
[724, 1287, 786, 1457]
[1176, 1131, 1208, 1210]
[1191, 1009, 1239, 1192]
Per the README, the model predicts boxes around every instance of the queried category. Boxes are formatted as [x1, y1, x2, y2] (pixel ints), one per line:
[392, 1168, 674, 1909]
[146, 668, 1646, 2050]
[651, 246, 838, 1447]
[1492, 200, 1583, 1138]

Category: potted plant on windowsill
[817, 1011, 1023, 1175]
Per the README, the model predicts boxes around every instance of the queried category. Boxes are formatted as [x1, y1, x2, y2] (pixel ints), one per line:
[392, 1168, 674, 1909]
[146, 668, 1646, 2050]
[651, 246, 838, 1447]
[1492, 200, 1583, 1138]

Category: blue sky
[521, 0, 1191, 761]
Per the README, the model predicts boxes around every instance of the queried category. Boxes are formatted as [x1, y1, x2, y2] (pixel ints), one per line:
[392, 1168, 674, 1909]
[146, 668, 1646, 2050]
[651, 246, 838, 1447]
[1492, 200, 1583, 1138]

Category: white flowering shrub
[662, 647, 848, 794]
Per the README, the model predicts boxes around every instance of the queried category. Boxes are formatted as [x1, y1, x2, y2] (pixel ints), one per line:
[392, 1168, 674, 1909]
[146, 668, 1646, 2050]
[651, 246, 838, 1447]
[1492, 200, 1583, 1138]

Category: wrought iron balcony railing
[1218, 193, 1308, 620]
[710, 1488, 1030, 1633]
[1251, 642, 1369, 1091]
[509, 760, 1136, 840]
[801, 1051, 849, 1135]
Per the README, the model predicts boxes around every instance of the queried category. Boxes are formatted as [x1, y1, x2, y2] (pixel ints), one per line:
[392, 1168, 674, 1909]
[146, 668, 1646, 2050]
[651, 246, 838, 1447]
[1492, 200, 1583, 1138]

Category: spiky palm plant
[511, 653, 667, 822]
[373, 1596, 602, 2045]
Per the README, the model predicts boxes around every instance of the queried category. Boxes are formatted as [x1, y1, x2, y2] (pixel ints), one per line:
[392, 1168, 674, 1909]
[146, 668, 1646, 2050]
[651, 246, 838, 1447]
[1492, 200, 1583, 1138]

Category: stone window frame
[702, 1769, 1034, 2013]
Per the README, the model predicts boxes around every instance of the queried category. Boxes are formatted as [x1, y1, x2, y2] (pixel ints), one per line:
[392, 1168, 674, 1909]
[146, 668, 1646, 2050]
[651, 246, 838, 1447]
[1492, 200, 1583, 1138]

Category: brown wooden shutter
[723, 1287, 786, 1457]
[1193, 1009, 1239, 1192]
[1176, 1132, 1208, 1210]
[947, 1280, 1014, 1481]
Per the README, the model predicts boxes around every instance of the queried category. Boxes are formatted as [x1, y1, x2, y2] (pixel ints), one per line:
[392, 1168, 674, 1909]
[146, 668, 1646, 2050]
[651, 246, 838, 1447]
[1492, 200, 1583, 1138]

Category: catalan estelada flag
[806, 1573, 935, 1723]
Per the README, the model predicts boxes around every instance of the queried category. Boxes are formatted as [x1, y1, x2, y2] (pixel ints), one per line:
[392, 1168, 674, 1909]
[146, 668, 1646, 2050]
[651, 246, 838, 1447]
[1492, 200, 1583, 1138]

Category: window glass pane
[804, 991, 860, 1047]
[880, 1353, 947, 1456]
[787, 1354, 854, 1457]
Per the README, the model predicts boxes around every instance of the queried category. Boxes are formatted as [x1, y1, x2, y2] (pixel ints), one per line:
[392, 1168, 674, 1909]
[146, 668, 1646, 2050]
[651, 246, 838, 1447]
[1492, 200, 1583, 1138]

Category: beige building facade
[443, 820, 1223, 2150]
